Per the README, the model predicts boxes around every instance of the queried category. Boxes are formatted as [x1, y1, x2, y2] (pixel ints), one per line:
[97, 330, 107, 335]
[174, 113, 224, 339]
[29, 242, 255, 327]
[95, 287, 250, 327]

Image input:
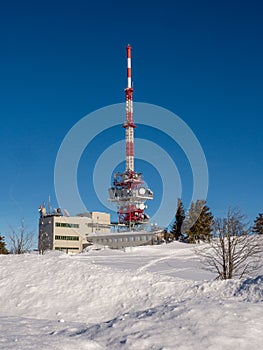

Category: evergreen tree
[171, 199, 185, 240]
[253, 213, 263, 234]
[0, 235, 8, 254]
[183, 201, 199, 240]
[185, 200, 213, 243]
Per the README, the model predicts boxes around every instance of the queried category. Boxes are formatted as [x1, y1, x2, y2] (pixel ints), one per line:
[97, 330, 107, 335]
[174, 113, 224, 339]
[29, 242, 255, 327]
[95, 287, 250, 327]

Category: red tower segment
[127, 44, 132, 89]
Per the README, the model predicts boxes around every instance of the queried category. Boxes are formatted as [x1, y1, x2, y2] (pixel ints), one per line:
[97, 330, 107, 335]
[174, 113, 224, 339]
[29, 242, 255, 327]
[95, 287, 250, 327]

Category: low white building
[88, 230, 158, 249]
[38, 210, 111, 253]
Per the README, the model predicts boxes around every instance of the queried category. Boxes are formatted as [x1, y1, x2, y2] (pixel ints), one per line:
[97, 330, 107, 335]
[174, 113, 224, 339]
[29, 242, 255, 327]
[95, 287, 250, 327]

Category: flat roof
[88, 231, 158, 238]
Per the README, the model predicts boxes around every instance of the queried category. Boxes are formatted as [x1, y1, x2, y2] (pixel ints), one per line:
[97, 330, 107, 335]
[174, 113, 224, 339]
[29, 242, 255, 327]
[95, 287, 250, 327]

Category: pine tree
[185, 200, 213, 243]
[183, 201, 199, 241]
[253, 213, 263, 234]
[0, 235, 8, 254]
[171, 199, 185, 240]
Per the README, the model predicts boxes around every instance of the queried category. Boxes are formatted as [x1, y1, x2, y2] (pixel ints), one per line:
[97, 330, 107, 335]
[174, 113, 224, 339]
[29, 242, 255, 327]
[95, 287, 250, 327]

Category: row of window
[55, 235, 79, 241]
[55, 247, 79, 251]
[55, 222, 110, 230]
[55, 222, 79, 228]
[93, 235, 150, 244]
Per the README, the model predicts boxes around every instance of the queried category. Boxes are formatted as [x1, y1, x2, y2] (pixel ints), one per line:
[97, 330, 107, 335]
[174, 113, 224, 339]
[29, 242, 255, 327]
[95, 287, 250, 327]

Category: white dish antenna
[63, 209, 70, 217]
[139, 187, 146, 195]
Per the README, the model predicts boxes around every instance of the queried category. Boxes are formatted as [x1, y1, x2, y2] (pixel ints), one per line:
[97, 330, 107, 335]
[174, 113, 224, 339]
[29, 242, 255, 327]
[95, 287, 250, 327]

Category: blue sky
[0, 0, 262, 244]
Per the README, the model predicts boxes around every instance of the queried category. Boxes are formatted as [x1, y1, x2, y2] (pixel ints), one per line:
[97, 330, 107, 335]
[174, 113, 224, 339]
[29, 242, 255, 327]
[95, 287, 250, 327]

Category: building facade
[38, 211, 111, 253]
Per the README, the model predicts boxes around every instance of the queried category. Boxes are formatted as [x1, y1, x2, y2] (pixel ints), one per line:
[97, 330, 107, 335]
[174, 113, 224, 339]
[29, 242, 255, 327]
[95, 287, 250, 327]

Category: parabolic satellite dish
[138, 187, 146, 195]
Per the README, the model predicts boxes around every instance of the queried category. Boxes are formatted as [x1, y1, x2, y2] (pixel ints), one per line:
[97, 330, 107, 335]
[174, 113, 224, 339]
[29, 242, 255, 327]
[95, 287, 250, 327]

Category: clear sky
[0, 0, 262, 245]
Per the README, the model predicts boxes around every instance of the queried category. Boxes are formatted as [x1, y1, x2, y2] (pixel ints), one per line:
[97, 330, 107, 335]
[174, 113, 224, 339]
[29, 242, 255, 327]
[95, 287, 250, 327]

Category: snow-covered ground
[0, 242, 262, 349]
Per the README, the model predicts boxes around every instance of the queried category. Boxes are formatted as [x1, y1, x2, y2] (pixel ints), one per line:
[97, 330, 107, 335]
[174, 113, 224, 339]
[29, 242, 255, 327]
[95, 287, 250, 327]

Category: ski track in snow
[0, 242, 262, 349]
[136, 249, 181, 273]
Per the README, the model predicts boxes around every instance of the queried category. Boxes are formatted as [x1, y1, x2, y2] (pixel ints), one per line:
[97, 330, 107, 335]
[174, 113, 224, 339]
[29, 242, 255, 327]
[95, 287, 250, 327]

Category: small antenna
[48, 195, 51, 214]
[63, 209, 70, 217]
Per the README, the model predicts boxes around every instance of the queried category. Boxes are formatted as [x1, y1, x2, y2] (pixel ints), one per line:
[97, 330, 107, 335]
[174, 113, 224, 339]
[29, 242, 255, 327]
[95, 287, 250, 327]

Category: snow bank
[196, 275, 263, 302]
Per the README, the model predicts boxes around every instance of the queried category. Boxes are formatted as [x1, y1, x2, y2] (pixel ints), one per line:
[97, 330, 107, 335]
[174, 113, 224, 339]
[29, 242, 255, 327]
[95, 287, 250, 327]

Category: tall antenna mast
[108, 45, 153, 230]
[123, 44, 136, 172]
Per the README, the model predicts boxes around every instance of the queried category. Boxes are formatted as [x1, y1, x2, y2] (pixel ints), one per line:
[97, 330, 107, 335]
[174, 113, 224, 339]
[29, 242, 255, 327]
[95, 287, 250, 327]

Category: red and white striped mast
[108, 44, 153, 229]
[123, 44, 136, 172]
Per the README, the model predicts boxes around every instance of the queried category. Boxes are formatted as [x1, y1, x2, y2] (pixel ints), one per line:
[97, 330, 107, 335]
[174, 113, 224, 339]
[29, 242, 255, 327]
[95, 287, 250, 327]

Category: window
[55, 235, 79, 241]
[55, 222, 79, 228]
[55, 247, 79, 251]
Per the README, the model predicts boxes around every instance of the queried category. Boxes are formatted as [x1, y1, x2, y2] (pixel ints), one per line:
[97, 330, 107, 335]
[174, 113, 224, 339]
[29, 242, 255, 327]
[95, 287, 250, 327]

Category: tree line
[170, 199, 263, 243]
[0, 202, 262, 281]
[0, 204, 262, 254]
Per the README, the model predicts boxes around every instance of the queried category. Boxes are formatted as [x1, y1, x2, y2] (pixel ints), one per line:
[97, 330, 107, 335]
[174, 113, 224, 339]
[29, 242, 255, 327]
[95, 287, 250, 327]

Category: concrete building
[38, 209, 111, 254]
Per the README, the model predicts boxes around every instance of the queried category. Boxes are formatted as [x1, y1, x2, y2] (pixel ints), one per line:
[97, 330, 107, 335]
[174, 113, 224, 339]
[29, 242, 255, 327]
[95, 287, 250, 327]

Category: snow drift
[0, 242, 262, 349]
